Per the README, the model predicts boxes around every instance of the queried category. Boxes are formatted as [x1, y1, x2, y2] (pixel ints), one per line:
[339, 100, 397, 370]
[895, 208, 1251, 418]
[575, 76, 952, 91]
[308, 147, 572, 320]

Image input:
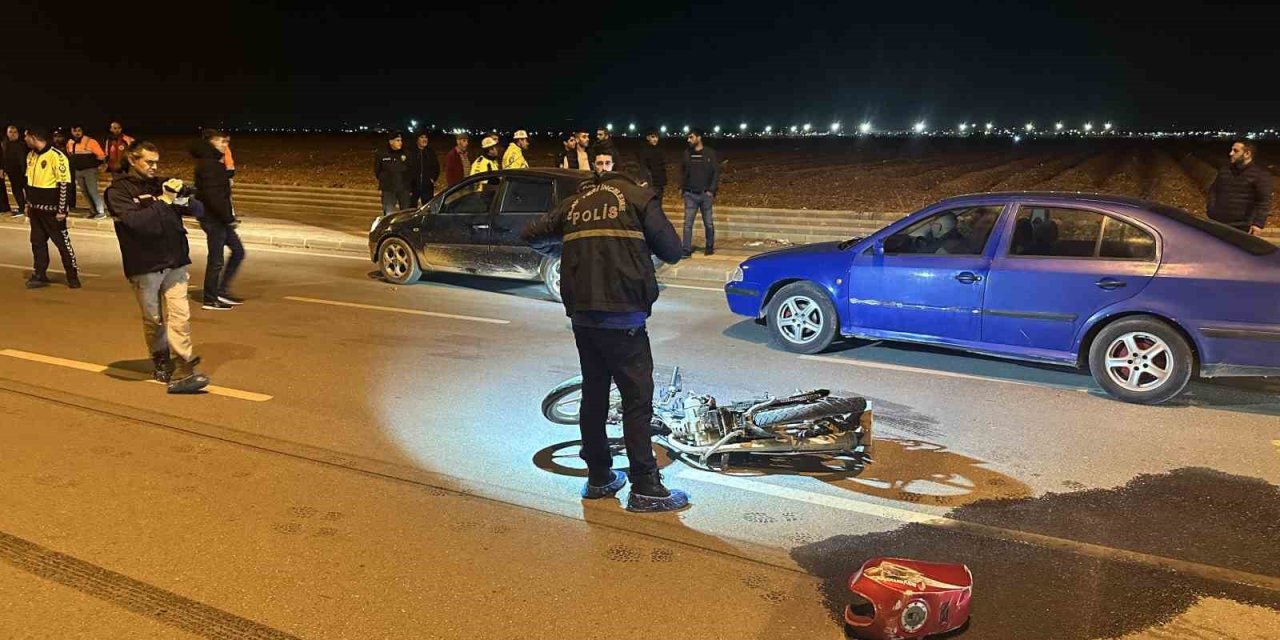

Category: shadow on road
[792, 467, 1280, 639]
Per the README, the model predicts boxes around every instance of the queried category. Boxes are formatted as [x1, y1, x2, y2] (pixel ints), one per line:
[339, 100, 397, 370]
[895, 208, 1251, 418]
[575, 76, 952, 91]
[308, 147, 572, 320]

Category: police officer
[521, 148, 688, 512]
[374, 131, 411, 215]
[471, 135, 502, 176]
[22, 127, 80, 289]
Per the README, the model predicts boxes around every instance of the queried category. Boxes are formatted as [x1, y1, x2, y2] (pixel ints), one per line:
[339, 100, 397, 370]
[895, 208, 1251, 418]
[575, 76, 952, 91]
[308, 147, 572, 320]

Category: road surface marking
[663, 283, 724, 292]
[0, 349, 272, 402]
[283, 296, 510, 325]
[684, 470, 1280, 593]
[0, 263, 100, 277]
[800, 354, 1091, 392]
[1273, 440, 1280, 456]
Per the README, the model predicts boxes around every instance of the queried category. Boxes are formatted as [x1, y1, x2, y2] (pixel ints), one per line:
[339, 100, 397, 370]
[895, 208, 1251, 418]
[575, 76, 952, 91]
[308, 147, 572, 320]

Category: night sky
[5, 0, 1279, 132]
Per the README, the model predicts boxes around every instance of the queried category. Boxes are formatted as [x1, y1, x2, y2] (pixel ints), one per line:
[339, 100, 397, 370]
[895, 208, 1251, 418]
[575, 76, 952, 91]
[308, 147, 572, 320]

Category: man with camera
[104, 141, 210, 394]
[191, 129, 245, 310]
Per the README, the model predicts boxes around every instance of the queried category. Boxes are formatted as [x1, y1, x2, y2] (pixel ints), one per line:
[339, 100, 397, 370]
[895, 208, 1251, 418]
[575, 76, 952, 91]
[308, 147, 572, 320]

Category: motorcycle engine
[669, 395, 729, 446]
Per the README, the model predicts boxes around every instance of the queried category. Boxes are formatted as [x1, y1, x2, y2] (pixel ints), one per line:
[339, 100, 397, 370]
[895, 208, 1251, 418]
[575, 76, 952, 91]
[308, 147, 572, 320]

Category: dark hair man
[520, 148, 688, 512]
[575, 130, 591, 157]
[191, 129, 245, 310]
[1, 125, 29, 216]
[592, 127, 619, 163]
[23, 127, 80, 289]
[1208, 141, 1272, 235]
[444, 133, 471, 187]
[407, 132, 441, 206]
[375, 131, 412, 215]
[104, 121, 135, 176]
[105, 141, 210, 393]
[638, 129, 667, 203]
[68, 125, 107, 219]
[557, 133, 579, 170]
[679, 128, 721, 256]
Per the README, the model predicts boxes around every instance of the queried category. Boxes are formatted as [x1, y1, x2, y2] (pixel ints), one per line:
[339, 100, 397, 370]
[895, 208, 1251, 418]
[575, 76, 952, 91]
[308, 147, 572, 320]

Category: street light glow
[682, 125, 690, 133]
[1055, 122, 1064, 131]
[739, 122, 748, 131]
[859, 122, 872, 134]
[790, 125, 798, 133]
[914, 121, 927, 133]
[1104, 122, 1113, 131]
[628, 123, 636, 132]
[660, 125, 668, 133]
[764, 125, 773, 133]
[985, 122, 994, 131]
[803, 123, 812, 132]
[830, 122, 841, 132]
[1084, 122, 1094, 132]
[713, 125, 722, 133]
[1025, 123, 1035, 132]
[606, 123, 613, 131]
[959, 123, 968, 132]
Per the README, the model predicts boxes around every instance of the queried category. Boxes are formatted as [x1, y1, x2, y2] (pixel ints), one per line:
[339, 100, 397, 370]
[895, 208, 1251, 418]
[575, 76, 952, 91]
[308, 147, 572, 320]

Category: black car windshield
[1149, 204, 1277, 256]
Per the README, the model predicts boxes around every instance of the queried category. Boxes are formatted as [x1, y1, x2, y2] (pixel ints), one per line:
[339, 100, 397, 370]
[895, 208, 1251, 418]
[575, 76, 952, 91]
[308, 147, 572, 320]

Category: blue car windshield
[1149, 204, 1277, 256]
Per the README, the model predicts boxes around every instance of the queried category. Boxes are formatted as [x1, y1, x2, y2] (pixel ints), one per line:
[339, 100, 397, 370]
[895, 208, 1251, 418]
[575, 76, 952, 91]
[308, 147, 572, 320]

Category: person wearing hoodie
[191, 129, 245, 311]
[374, 131, 412, 215]
[105, 140, 210, 393]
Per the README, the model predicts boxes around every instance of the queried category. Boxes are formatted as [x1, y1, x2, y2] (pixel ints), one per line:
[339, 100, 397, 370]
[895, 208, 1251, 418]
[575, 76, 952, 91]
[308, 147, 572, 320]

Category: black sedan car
[368, 168, 592, 301]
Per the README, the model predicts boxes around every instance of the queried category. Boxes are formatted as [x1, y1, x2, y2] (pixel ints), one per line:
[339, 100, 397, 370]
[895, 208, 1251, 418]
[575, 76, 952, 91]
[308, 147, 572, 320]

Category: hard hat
[481, 136, 499, 149]
[513, 130, 529, 140]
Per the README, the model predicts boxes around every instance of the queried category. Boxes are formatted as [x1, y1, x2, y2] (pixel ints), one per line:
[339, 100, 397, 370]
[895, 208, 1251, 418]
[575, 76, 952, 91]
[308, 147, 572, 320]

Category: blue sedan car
[725, 192, 1280, 404]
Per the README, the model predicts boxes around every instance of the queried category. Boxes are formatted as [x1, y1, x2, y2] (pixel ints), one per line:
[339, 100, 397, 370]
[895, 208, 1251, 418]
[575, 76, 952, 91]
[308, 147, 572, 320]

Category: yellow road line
[283, 296, 510, 325]
[0, 349, 272, 402]
[684, 470, 1280, 593]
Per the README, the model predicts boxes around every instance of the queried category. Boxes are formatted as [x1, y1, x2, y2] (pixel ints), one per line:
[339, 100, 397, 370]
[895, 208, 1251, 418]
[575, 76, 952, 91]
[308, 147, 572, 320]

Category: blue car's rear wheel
[1088, 316, 1193, 404]
[767, 282, 838, 354]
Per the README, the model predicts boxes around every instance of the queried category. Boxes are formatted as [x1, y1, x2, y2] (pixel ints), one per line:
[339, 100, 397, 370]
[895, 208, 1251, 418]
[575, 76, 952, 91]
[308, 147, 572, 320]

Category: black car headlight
[369, 216, 383, 234]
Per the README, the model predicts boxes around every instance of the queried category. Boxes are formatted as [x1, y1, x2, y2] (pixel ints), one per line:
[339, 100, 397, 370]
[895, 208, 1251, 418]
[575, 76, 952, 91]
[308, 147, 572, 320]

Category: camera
[162, 179, 197, 198]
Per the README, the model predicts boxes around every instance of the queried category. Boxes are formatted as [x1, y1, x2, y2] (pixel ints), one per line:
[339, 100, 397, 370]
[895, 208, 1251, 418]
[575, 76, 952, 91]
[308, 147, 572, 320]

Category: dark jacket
[374, 145, 411, 193]
[681, 145, 721, 194]
[3, 138, 28, 175]
[637, 144, 667, 187]
[1208, 161, 1273, 230]
[190, 141, 235, 224]
[105, 173, 197, 278]
[407, 145, 440, 191]
[521, 173, 682, 316]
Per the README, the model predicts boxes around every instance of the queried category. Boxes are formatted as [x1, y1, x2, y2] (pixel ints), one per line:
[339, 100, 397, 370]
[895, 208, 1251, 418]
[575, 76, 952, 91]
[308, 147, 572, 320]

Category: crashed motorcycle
[540, 367, 873, 471]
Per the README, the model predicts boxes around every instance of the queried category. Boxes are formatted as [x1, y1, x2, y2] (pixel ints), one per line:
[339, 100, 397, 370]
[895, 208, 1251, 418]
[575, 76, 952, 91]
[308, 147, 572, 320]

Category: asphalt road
[1, 222, 1278, 639]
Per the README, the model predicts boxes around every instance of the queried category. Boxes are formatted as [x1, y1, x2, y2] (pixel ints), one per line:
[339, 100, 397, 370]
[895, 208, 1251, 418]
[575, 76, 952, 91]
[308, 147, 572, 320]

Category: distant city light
[739, 122, 748, 131]
[628, 123, 636, 132]
[790, 125, 799, 133]
[682, 125, 690, 133]
[830, 122, 841, 133]
[764, 125, 773, 133]
[1014, 135, 1023, 142]
[1084, 122, 1094, 132]
[914, 121, 927, 133]
[1025, 123, 1035, 132]
[714, 125, 722, 133]
[985, 122, 994, 131]
[959, 123, 968, 132]
[859, 122, 872, 134]
[606, 123, 613, 131]
[1054, 122, 1064, 131]
[660, 125, 668, 133]
[1104, 122, 1113, 131]
[803, 123, 812, 132]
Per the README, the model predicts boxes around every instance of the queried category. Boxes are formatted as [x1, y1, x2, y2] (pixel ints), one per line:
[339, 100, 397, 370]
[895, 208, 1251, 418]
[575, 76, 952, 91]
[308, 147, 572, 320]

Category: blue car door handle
[955, 271, 983, 284]
[1095, 278, 1127, 290]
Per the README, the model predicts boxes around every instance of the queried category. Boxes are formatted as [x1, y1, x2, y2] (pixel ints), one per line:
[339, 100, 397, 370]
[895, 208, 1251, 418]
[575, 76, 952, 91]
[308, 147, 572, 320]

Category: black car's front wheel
[542, 256, 562, 302]
[379, 237, 422, 285]
[767, 282, 838, 354]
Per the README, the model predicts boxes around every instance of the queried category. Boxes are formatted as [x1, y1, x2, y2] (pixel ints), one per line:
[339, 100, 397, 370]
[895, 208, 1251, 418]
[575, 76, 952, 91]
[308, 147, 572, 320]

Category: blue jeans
[74, 169, 104, 215]
[682, 191, 715, 253]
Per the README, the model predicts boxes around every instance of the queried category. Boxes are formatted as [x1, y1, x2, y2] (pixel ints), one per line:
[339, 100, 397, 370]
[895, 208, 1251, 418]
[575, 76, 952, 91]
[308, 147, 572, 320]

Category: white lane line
[800, 354, 1090, 392]
[663, 283, 724, 292]
[0, 349, 273, 402]
[0, 263, 101, 277]
[283, 296, 510, 325]
[684, 470, 1280, 593]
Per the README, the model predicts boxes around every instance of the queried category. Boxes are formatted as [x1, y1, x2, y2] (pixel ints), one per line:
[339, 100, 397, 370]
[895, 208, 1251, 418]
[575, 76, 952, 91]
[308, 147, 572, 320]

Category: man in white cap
[503, 130, 531, 169]
[471, 135, 501, 178]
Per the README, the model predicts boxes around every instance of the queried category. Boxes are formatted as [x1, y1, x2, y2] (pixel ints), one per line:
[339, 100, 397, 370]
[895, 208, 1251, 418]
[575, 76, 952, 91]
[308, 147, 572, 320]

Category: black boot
[626, 471, 690, 512]
[150, 351, 174, 383]
[25, 274, 50, 289]
[167, 356, 210, 394]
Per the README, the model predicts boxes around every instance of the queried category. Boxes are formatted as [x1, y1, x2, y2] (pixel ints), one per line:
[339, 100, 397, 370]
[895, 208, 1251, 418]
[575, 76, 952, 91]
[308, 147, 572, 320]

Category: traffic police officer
[23, 127, 80, 289]
[521, 148, 688, 512]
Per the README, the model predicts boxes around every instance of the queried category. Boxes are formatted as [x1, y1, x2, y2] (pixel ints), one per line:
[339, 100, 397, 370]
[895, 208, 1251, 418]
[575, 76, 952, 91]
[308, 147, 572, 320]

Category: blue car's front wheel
[767, 282, 838, 354]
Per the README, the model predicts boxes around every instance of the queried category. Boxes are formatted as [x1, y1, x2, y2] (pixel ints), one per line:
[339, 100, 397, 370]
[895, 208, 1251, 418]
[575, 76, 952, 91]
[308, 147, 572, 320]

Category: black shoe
[25, 275, 50, 289]
[151, 351, 174, 383]
[167, 357, 209, 394]
[705, 248, 715, 256]
[217, 293, 245, 306]
[626, 471, 690, 512]
[67, 278, 82, 289]
[681, 251, 693, 259]
[582, 470, 628, 499]
[201, 300, 233, 311]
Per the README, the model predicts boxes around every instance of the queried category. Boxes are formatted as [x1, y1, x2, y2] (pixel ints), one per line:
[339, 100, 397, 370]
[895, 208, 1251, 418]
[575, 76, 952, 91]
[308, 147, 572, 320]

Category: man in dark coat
[375, 131, 411, 214]
[191, 129, 245, 310]
[406, 132, 440, 207]
[1208, 140, 1273, 235]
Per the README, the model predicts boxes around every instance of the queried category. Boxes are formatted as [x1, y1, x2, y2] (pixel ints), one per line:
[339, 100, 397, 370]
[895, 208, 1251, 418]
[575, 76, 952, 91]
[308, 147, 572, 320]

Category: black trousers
[5, 171, 26, 211]
[29, 212, 78, 279]
[410, 182, 435, 207]
[573, 324, 659, 477]
[200, 218, 245, 302]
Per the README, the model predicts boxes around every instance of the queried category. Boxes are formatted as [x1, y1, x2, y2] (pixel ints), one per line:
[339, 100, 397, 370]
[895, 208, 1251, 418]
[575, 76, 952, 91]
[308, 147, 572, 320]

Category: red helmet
[845, 557, 973, 639]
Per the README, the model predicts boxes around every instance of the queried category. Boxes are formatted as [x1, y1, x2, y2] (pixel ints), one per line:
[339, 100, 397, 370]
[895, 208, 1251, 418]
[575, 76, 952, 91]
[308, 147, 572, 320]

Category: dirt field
[145, 134, 1276, 220]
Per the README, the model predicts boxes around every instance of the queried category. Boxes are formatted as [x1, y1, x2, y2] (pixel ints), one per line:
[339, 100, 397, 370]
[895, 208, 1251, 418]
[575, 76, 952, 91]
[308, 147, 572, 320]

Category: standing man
[470, 136, 501, 177]
[374, 131, 412, 215]
[520, 148, 688, 513]
[443, 133, 470, 188]
[574, 129, 592, 161]
[503, 130, 531, 170]
[191, 129, 245, 310]
[105, 141, 210, 393]
[406, 132, 440, 206]
[52, 129, 76, 211]
[592, 127, 619, 162]
[104, 121, 135, 177]
[1208, 141, 1272, 235]
[556, 133, 579, 170]
[1, 125, 25, 216]
[23, 127, 80, 289]
[68, 125, 107, 219]
[679, 128, 721, 256]
[638, 129, 667, 202]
